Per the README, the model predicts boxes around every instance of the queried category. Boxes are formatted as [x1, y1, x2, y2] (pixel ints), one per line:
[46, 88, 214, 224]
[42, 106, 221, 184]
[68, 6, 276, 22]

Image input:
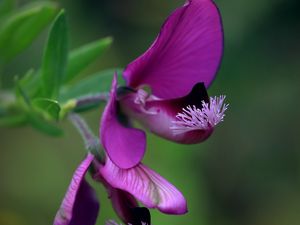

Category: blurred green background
[1, 0, 300, 224]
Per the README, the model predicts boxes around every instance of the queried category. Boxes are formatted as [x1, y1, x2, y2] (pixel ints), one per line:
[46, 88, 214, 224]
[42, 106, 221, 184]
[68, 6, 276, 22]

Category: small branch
[68, 113, 103, 160]
[60, 93, 109, 125]
[69, 113, 95, 144]
[75, 93, 109, 108]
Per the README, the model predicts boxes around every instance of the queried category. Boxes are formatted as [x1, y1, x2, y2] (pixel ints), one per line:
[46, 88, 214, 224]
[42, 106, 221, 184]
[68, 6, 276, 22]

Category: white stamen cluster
[170, 95, 228, 135]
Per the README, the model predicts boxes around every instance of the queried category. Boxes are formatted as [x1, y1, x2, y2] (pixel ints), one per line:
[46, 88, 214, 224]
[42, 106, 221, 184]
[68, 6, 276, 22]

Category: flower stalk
[68, 113, 103, 161]
[75, 93, 109, 108]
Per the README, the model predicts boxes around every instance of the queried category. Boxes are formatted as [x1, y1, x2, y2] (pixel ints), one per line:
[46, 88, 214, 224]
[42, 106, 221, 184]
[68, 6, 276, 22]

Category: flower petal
[99, 156, 188, 214]
[54, 154, 99, 225]
[123, 0, 223, 99]
[120, 83, 213, 144]
[109, 188, 151, 224]
[109, 187, 138, 223]
[100, 74, 146, 169]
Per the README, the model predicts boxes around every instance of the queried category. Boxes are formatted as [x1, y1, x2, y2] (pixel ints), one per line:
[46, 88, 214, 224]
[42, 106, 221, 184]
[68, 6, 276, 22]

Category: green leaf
[28, 113, 63, 137]
[32, 98, 61, 121]
[59, 68, 124, 102]
[0, 1, 58, 60]
[0, 0, 16, 17]
[0, 113, 27, 127]
[41, 10, 68, 99]
[15, 69, 38, 99]
[15, 76, 32, 107]
[64, 37, 113, 83]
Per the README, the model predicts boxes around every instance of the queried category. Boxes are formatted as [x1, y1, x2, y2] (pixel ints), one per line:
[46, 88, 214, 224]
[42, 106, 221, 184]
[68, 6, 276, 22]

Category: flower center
[134, 89, 149, 106]
[170, 96, 228, 135]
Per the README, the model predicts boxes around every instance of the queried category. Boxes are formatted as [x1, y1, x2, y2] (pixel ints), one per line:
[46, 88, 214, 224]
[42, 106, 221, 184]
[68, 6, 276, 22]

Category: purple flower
[54, 153, 186, 225]
[55, 0, 226, 223]
[100, 0, 227, 169]
[54, 154, 99, 225]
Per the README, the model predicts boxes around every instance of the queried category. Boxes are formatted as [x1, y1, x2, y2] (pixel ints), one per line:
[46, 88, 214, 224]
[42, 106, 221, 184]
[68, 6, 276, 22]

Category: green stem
[68, 113, 103, 162]
[60, 93, 109, 119]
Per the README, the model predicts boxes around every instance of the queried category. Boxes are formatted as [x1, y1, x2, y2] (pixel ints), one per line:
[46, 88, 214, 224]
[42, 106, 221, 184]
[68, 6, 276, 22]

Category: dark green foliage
[0, 2, 58, 61]
[65, 37, 113, 83]
[0, 3, 118, 135]
[41, 10, 68, 99]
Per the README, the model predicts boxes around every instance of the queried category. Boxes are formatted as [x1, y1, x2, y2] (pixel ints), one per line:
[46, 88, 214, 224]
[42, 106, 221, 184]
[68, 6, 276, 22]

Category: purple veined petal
[123, 0, 224, 99]
[100, 73, 146, 169]
[99, 156, 188, 214]
[109, 189, 138, 223]
[109, 188, 151, 224]
[54, 154, 99, 225]
[120, 83, 213, 144]
[93, 170, 151, 224]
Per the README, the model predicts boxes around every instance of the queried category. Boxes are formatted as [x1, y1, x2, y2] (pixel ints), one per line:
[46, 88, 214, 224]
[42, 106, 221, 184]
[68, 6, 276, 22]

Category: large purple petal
[123, 0, 223, 99]
[100, 74, 146, 169]
[54, 154, 99, 225]
[99, 156, 188, 214]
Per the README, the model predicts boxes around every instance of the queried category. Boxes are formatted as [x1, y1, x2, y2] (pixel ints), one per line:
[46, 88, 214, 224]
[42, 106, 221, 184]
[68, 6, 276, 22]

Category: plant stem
[68, 113, 103, 161]
[75, 93, 109, 108]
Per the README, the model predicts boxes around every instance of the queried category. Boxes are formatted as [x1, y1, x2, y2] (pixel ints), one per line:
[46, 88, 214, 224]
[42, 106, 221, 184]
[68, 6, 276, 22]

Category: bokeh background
[1, 0, 300, 224]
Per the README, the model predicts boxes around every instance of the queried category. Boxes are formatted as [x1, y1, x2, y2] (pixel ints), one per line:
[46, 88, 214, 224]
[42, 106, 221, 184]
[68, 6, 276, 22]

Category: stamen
[170, 96, 228, 135]
[134, 89, 149, 106]
[134, 89, 159, 115]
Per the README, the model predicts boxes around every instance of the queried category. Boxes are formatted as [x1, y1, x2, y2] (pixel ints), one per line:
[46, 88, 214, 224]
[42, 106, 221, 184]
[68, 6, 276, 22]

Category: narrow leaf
[28, 113, 63, 136]
[0, 1, 58, 60]
[41, 10, 68, 99]
[64, 37, 113, 83]
[59, 68, 124, 102]
[15, 77, 31, 107]
[15, 69, 39, 99]
[0, 113, 27, 127]
[32, 98, 61, 121]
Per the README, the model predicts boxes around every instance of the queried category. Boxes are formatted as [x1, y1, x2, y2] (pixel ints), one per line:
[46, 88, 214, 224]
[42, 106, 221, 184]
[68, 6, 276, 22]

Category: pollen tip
[170, 95, 228, 135]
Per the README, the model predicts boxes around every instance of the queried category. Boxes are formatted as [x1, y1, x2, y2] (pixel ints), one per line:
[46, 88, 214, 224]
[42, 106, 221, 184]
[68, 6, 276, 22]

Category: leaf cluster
[0, 1, 121, 136]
